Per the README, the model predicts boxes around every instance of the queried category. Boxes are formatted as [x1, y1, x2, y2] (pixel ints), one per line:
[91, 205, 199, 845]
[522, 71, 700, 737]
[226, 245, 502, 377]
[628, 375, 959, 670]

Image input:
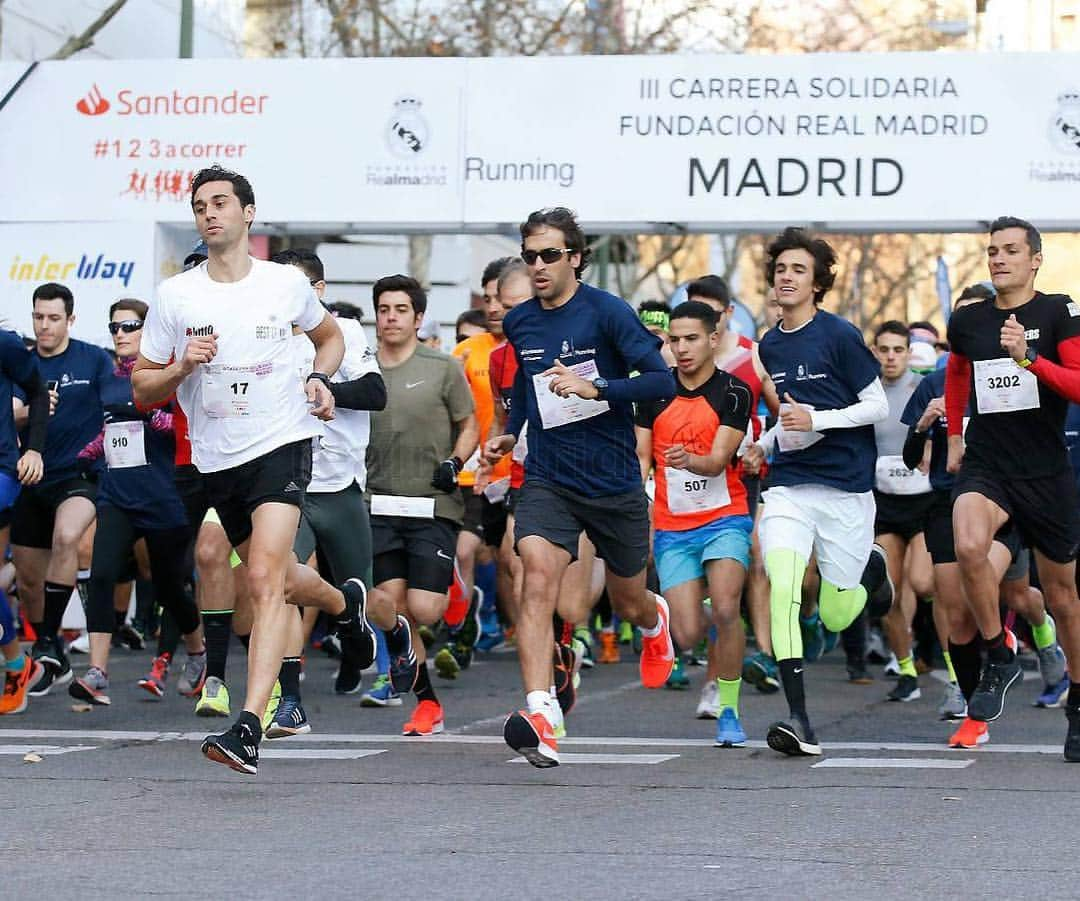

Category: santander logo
[76, 83, 110, 116]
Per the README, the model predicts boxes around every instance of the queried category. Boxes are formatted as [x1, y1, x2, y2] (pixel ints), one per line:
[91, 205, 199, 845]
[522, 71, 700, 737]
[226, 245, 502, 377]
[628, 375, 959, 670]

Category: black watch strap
[306, 372, 332, 388]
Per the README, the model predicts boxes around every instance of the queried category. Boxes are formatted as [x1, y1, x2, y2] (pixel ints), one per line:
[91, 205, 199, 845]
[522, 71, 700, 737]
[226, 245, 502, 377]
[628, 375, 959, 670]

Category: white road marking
[812, 757, 974, 769]
[259, 749, 386, 760]
[0, 728, 1065, 755]
[509, 753, 678, 765]
[0, 744, 97, 756]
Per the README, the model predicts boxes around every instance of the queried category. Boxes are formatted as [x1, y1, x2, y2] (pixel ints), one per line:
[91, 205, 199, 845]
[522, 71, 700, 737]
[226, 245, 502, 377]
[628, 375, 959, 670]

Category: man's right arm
[132, 355, 191, 407]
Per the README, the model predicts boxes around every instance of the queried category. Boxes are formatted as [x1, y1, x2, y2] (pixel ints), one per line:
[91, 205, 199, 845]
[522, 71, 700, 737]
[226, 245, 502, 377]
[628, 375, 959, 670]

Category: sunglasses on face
[521, 247, 575, 266]
[108, 319, 143, 335]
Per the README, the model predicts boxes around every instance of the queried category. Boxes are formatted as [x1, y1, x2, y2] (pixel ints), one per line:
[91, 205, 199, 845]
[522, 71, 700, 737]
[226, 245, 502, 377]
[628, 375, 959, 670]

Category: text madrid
[688, 157, 903, 198]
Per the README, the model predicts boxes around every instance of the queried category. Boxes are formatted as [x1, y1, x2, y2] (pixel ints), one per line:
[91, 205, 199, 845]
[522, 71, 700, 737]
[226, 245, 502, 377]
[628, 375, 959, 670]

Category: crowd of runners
[1, 164, 1079, 774]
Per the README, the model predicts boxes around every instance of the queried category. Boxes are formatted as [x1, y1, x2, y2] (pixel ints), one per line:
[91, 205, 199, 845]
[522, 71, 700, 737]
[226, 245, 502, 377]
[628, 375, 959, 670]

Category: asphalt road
[1, 640, 1077, 900]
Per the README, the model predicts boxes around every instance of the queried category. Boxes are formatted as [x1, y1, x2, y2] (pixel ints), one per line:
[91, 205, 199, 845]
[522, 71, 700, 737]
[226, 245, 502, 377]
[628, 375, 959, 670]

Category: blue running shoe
[665, 654, 690, 690]
[361, 674, 402, 707]
[801, 614, 825, 663]
[265, 696, 311, 739]
[1036, 674, 1070, 709]
[388, 615, 419, 694]
[714, 707, 746, 748]
[475, 628, 505, 652]
[742, 651, 780, 694]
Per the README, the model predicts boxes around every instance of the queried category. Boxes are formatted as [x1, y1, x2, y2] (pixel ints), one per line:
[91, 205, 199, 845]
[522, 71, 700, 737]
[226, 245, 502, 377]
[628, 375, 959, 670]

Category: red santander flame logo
[75, 83, 110, 116]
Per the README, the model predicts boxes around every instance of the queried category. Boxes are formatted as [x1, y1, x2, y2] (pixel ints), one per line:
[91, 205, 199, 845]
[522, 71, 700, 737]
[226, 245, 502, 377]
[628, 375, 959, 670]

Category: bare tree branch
[49, 0, 129, 60]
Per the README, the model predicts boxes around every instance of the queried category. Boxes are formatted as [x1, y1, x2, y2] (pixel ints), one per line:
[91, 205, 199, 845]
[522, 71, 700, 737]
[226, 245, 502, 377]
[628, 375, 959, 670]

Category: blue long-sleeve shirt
[503, 281, 674, 497]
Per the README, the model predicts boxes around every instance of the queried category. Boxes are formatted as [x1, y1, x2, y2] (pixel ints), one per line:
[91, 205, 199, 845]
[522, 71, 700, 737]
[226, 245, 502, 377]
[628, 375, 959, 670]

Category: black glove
[431, 456, 463, 493]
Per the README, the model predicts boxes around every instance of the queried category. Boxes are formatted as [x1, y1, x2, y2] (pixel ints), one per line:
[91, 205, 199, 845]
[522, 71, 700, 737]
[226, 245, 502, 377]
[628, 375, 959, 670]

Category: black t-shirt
[947, 291, 1080, 478]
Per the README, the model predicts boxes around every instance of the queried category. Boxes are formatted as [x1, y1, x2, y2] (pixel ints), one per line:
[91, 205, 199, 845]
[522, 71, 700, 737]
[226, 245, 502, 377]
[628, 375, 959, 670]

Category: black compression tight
[85, 505, 200, 638]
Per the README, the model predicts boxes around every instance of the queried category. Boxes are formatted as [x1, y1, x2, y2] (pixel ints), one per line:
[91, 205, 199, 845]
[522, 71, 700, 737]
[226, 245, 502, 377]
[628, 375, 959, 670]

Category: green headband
[639, 309, 670, 331]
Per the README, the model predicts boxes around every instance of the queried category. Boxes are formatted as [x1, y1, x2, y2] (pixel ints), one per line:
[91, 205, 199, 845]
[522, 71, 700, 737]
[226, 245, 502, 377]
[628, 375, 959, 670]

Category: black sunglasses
[521, 247, 575, 266]
[109, 319, 143, 335]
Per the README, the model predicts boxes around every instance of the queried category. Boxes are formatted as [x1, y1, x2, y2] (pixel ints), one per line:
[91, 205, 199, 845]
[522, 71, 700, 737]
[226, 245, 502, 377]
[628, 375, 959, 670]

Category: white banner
[0, 53, 1078, 230]
[0, 222, 157, 343]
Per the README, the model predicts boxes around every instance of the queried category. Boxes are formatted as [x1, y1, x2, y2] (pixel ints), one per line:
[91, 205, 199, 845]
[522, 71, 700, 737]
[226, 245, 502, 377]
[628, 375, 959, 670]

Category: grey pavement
[1, 641, 1078, 900]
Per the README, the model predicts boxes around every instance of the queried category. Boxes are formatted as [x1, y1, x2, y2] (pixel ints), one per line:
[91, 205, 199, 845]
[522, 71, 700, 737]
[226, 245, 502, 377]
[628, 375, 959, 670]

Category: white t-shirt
[292, 317, 378, 492]
[142, 258, 327, 473]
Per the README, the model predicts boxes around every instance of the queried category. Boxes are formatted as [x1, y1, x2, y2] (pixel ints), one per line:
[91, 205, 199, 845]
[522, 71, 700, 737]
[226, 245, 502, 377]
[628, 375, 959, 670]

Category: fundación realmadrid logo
[76, 83, 110, 116]
[386, 97, 430, 159]
[1050, 90, 1080, 154]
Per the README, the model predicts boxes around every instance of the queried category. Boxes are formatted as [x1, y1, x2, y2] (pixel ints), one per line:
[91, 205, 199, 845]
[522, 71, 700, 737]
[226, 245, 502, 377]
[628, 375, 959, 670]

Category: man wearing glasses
[484, 207, 677, 767]
[12, 282, 113, 697]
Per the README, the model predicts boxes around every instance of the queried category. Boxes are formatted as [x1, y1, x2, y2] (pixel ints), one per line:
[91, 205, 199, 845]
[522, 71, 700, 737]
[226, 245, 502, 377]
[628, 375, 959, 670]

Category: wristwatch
[1018, 348, 1037, 368]
[592, 377, 609, 400]
[306, 372, 332, 388]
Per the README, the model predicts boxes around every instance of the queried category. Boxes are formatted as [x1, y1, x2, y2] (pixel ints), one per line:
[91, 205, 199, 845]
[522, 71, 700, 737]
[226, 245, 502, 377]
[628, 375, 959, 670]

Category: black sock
[236, 710, 262, 742]
[158, 609, 180, 657]
[279, 656, 302, 699]
[238, 633, 251, 652]
[113, 608, 127, 631]
[31, 620, 45, 641]
[779, 658, 809, 724]
[596, 588, 613, 629]
[985, 630, 1014, 664]
[949, 638, 982, 702]
[414, 661, 437, 704]
[1068, 682, 1080, 710]
[43, 581, 73, 640]
[203, 611, 233, 681]
[841, 609, 868, 665]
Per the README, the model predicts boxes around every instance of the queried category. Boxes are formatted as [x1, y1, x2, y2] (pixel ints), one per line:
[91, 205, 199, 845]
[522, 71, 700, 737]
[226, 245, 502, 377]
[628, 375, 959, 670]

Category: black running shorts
[874, 490, 938, 543]
[371, 515, 458, 593]
[10, 476, 96, 549]
[952, 464, 1080, 564]
[199, 439, 312, 548]
[513, 480, 650, 578]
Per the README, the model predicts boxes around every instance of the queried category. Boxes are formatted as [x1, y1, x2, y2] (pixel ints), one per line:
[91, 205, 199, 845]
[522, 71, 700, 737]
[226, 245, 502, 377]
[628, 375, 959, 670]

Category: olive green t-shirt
[366, 344, 475, 524]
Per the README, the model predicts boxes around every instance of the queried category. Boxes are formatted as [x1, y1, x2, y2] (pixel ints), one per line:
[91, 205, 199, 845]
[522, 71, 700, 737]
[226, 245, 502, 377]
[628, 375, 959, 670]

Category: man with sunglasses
[484, 207, 676, 767]
[12, 282, 113, 697]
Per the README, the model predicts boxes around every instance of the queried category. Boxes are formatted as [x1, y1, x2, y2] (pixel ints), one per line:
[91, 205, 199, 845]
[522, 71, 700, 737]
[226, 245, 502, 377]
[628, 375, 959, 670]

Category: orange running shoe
[948, 717, 989, 748]
[639, 596, 675, 689]
[0, 656, 41, 715]
[403, 699, 445, 736]
[504, 709, 559, 767]
[443, 562, 468, 629]
[598, 631, 620, 664]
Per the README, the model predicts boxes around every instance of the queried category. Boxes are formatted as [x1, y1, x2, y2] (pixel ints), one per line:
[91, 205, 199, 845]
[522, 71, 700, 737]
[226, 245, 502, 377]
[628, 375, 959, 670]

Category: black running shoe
[388, 615, 418, 695]
[554, 643, 577, 716]
[453, 588, 482, 665]
[31, 636, 60, 671]
[968, 656, 1022, 722]
[766, 717, 822, 757]
[28, 643, 72, 697]
[887, 674, 921, 702]
[340, 579, 377, 671]
[334, 656, 363, 695]
[862, 544, 894, 618]
[202, 721, 259, 775]
[1065, 706, 1080, 763]
[113, 622, 145, 651]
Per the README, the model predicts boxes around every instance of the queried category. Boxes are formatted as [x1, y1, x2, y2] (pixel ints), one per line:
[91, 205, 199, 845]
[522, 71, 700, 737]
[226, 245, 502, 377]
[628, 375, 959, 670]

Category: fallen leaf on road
[23, 753, 42, 763]
[70, 703, 92, 713]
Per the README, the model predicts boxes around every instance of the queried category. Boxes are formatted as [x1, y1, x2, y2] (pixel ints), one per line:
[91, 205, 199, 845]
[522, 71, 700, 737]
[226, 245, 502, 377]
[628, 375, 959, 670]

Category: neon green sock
[765, 548, 809, 661]
[1032, 617, 1056, 651]
[717, 677, 741, 716]
[818, 580, 867, 633]
[942, 650, 958, 684]
[898, 655, 918, 678]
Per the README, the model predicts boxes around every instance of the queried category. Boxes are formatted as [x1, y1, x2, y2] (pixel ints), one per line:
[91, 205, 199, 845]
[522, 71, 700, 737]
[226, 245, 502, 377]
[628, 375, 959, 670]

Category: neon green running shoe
[195, 676, 231, 718]
[261, 680, 281, 732]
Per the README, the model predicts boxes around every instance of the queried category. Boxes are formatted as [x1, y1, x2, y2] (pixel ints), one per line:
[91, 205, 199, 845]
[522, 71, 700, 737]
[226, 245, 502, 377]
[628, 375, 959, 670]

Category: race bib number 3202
[973, 358, 1039, 414]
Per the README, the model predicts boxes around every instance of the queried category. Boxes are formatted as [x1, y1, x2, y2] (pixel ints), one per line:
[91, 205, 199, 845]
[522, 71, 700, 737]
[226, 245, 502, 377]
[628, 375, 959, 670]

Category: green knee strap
[818, 580, 867, 633]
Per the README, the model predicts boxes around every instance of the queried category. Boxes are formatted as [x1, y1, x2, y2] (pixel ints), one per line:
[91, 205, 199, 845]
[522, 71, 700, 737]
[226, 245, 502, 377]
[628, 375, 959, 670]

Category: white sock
[639, 594, 665, 639]
[526, 690, 550, 715]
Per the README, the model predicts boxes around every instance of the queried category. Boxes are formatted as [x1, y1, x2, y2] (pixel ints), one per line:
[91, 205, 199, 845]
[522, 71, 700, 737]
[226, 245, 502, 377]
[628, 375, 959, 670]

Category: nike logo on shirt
[436, 549, 452, 561]
[405, 380, 425, 389]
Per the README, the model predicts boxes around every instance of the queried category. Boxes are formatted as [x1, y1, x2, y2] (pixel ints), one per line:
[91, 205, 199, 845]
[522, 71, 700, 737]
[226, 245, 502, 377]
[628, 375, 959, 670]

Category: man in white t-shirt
[133, 166, 355, 776]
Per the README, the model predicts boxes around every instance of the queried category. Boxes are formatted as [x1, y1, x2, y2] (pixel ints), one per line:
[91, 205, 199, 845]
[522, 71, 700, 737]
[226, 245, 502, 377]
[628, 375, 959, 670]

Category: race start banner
[1, 52, 1078, 232]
